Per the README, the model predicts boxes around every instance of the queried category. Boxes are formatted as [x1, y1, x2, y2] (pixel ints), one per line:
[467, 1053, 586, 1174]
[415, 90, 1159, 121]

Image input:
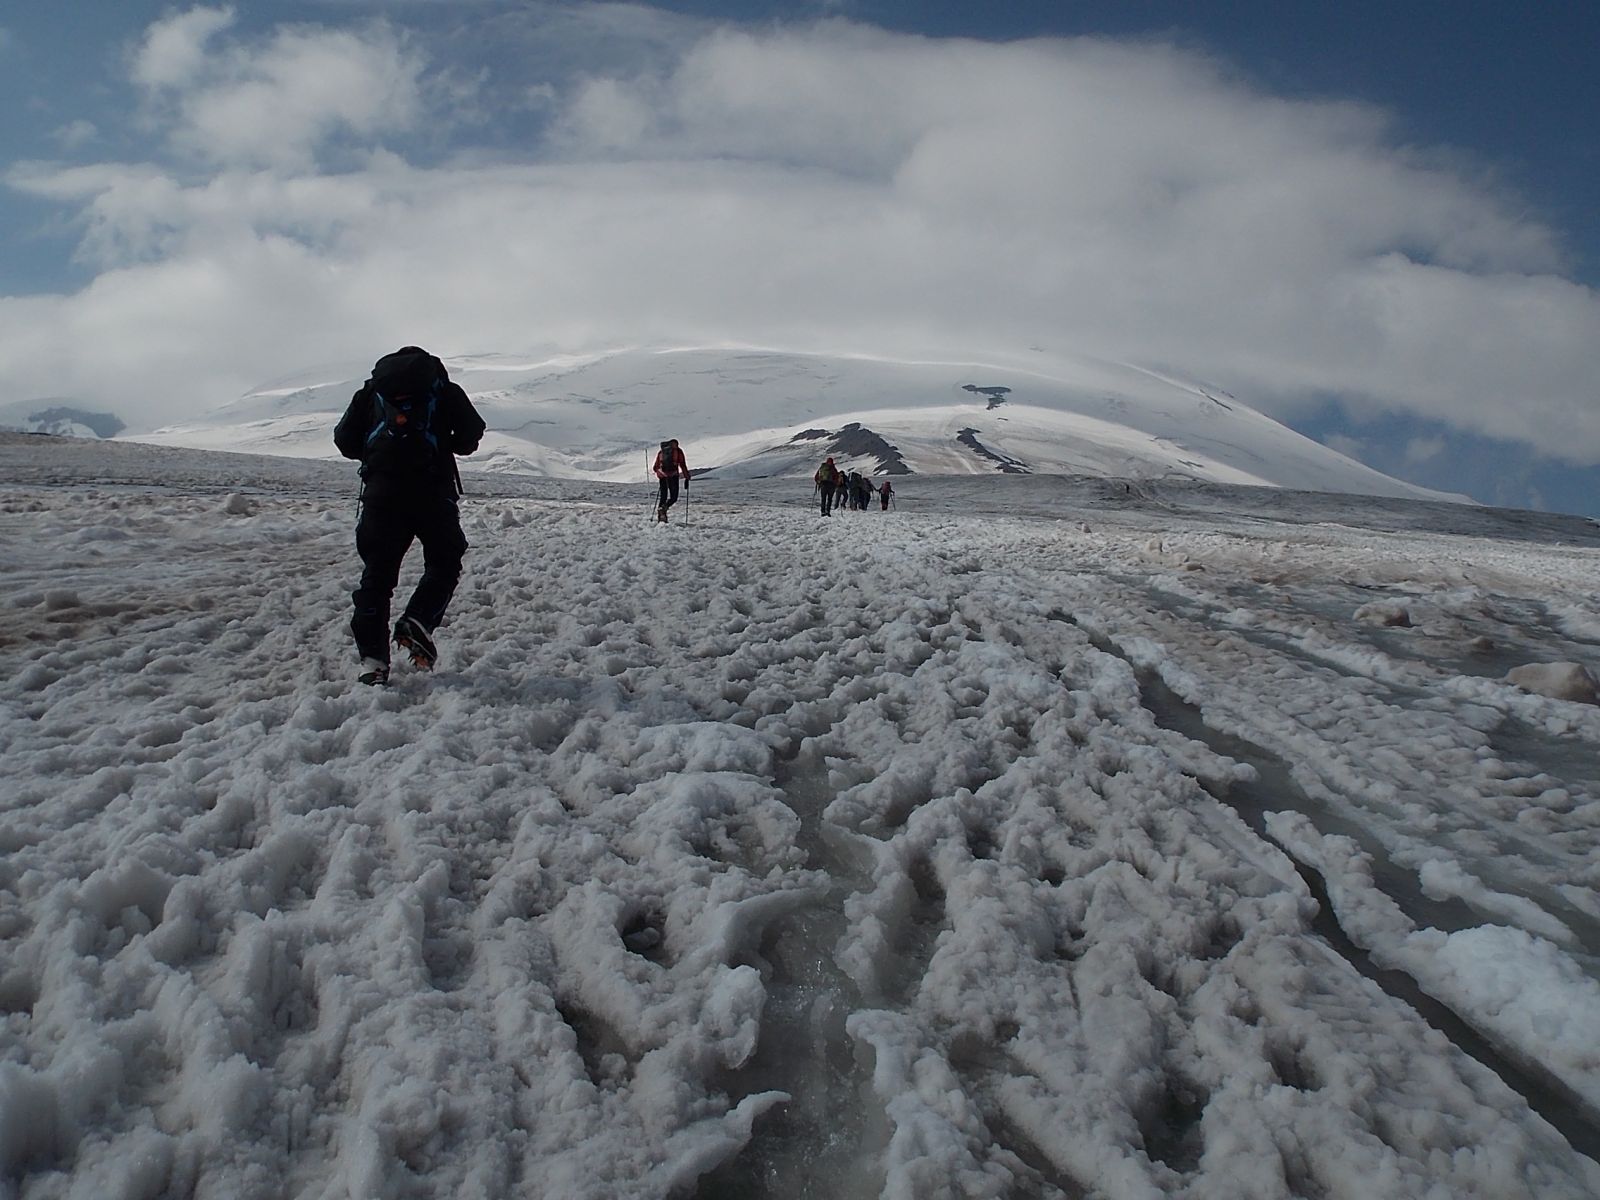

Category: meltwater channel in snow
[2, 433, 1598, 1199]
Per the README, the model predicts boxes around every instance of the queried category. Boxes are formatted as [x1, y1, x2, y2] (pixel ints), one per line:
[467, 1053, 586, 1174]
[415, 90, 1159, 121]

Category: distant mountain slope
[130, 346, 1468, 503]
[0, 400, 125, 439]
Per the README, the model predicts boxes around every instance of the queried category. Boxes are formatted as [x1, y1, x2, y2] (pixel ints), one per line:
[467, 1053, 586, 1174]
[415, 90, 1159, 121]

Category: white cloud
[2, 7, 1598, 460]
[560, 77, 658, 152]
[50, 120, 98, 151]
[1405, 436, 1446, 465]
[132, 11, 427, 169]
[1322, 434, 1367, 462]
[130, 6, 236, 90]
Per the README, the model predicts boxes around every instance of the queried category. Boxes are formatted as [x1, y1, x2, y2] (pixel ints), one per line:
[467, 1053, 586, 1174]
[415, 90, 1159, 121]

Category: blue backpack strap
[419, 382, 442, 453]
[364, 389, 390, 452]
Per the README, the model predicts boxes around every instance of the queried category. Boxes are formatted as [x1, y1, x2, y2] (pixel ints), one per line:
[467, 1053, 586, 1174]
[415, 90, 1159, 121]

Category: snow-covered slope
[2, 433, 1596, 1198]
[131, 346, 1466, 503]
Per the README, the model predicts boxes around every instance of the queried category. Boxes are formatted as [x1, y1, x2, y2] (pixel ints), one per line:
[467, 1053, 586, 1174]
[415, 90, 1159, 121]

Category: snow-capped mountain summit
[134, 345, 1466, 503]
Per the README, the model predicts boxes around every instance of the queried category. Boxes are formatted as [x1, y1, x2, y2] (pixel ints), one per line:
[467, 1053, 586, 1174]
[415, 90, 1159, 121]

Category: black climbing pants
[351, 491, 468, 662]
[657, 476, 681, 512]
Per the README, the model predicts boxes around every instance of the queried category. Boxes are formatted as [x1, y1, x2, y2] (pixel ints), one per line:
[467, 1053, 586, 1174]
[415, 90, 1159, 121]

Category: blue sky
[3, 2, 1598, 515]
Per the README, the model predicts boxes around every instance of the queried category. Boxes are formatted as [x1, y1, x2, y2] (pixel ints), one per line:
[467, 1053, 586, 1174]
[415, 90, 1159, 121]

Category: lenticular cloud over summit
[2, 7, 1598, 474]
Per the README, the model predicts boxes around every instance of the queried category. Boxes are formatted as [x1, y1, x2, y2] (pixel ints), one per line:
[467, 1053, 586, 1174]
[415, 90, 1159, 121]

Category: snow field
[2, 443, 1599, 1198]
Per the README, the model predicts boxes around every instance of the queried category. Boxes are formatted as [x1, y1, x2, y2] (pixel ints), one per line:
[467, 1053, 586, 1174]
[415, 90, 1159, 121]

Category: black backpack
[360, 350, 448, 479]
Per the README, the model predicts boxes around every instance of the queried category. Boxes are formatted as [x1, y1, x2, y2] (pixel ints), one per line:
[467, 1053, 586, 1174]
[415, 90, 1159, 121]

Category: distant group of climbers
[653, 442, 896, 523]
[813, 456, 893, 515]
[335, 344, 907, 685]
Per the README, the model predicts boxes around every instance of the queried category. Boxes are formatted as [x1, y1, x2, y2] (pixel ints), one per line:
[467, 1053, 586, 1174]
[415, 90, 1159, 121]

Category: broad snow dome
[132, 346, 1468, 502]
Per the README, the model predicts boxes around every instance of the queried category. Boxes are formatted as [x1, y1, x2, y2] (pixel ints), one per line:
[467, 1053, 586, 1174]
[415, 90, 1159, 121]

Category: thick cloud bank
[4, 6, 1598, 459]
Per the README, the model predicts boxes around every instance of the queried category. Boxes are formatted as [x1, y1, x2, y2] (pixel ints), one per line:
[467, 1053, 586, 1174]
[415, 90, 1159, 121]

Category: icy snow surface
[2, 433, 1599, 1199]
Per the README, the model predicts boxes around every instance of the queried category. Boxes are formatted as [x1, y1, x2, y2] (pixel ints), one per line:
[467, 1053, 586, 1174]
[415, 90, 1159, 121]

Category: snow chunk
[1413, 924, 1600, 1109]
[1504, 661, 1598, 704]
[1353, 599, 1412, 627]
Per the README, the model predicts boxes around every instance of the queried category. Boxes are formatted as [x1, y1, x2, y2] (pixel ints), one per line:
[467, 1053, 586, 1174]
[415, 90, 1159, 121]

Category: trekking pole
[683, 474, 691, 527]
